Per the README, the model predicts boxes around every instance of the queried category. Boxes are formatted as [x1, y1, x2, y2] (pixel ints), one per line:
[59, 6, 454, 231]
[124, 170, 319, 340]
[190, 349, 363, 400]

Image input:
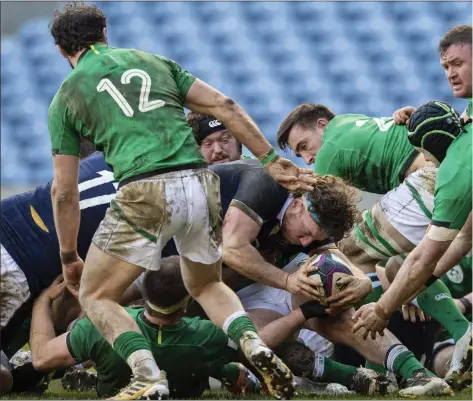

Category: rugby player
[394, 25, 472, 125]
[187, 112, 244, 164]
[353, 26, 472, 390]
[127, 159, 451, 396]
[30, 257, 264, 398]
[47, 4, 316, 399]
[0, 143, 108, 357]
[275, 102, 471, 368]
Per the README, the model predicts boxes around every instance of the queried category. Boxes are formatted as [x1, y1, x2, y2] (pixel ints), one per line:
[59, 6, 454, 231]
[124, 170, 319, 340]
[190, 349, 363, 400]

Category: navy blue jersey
[0, 152, 116, 296]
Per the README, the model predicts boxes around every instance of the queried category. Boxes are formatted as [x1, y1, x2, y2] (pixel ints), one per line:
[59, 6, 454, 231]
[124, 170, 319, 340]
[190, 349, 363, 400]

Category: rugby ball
[307, 253, 353, 302]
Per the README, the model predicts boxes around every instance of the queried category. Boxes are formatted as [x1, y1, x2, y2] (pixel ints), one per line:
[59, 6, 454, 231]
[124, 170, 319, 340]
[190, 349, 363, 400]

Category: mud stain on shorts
[198, 171, 223, 248]
[118, 179, 169, 234]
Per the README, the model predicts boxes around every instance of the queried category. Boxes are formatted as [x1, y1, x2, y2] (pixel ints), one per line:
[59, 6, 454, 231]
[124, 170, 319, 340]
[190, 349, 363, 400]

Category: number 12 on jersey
[97, 69, 165, 117]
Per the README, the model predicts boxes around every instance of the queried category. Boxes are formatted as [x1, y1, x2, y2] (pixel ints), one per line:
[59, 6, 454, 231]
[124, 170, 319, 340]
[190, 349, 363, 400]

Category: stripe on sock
[385, 344, 409, 372]
[312, 353, 325, 379]
[222, 311, 248, 334]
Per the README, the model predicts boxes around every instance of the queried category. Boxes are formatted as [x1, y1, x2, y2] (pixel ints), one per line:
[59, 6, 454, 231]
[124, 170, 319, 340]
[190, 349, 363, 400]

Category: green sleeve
[313, 142, 343, 177]
[160, 56, 196, 101]
[432, 160, 472, 231]
[66, 318, 98, 362]
[48, 93, 81, 157]
[67, 319, 91, 362]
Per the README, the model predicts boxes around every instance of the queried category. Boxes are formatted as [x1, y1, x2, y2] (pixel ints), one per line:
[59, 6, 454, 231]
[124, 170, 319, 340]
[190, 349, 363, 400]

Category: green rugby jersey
[48, 44, 205, 182]
[67, 308, 238, 397]
[313, 115, 418, 194]
[431, 125, 472, 233]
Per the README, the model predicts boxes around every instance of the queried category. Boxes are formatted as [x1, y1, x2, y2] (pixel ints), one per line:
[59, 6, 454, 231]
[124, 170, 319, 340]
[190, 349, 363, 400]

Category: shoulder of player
[323, 114, 365, 141]
[49, 73, 82, 110]
[441, 133, 472, 171]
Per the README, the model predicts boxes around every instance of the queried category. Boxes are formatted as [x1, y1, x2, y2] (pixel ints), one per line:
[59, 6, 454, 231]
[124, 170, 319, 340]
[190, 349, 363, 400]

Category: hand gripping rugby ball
[307, 253, 353, 301]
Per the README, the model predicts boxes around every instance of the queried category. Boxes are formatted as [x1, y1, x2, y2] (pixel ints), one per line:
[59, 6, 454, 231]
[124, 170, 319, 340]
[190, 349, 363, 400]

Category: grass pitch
[1, 379, 471, 400]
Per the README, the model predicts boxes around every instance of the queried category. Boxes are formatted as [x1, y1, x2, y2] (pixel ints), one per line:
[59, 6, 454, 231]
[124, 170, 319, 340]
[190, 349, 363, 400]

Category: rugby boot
[240, 331, 296, 399]
[445, 322, 472, 390]
[399, 369, 453, 398]
[108, 370, 169, 400]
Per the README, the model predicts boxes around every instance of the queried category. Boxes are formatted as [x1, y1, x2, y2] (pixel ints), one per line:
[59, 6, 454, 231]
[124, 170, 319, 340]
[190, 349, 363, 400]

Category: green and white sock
[384, 344, 434, 381]
[312, 353, 358, 388]
[223, 311, 258, 345]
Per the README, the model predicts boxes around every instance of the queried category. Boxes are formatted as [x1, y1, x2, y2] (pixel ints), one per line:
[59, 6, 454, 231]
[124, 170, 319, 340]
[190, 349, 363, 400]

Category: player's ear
[316, 118, 329, 129]
[102, 27, 108, 44]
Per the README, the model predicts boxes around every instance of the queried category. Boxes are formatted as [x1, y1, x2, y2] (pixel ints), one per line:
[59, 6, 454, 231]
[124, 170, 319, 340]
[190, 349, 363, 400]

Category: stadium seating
[1, 2, 471, 185]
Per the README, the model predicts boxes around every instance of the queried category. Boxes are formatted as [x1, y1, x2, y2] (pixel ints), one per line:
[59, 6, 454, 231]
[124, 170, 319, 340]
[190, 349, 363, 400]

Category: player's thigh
[0, 245, 30, 330]
[180, 256, 222, 293]
[80, 243, 144, 302]
[174, 169, 223, 266]
[341, 202, 416, 273]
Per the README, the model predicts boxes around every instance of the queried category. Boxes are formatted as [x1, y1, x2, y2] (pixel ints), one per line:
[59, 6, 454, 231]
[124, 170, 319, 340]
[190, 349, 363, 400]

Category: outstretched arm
[353, 236, 450, 338]
[30, 277, 76, 371]
[185, 79, 272, 160]
[223, 207, 321, 299]
[185, 79, 316, 191]
[51, 155, 83, 296]
[259, 309, 306, 349]
[222, 206, 289, 290]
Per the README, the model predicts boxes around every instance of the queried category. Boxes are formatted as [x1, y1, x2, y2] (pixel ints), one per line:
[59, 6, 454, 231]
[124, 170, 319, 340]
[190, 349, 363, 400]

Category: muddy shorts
[340, 164, 437, 266]
[92, 168, 222, 270]
[0, 244, 30, 330]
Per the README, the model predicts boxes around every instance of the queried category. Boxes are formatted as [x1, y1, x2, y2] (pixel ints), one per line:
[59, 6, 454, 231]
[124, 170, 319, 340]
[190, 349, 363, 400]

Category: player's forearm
[213, 99, 273, 158]
[223, 243, 288, 290]
[30, 296, 57, 371]
[51, 185, 80, 254]
[259, 309, 306, 349]
[378, 240, 449, 317]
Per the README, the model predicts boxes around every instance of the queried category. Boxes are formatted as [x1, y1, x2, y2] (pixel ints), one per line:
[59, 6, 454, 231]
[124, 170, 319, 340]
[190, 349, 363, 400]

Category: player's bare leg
[79, 244, 169, 400]
[180, 256, 295, 399]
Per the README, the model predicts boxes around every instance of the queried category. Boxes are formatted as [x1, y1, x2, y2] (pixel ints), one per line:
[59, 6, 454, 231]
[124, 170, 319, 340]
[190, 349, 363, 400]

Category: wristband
[459, 297, 472, 316]
[259, 149, 279, 167]
[299, 300, 328, 319]
[424, 274, 439, 288]
[60, 251, 78, 264]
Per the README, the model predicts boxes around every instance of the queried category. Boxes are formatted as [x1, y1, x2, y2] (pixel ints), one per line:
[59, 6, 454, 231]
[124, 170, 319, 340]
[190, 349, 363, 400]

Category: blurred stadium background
[1, 1, 471, 208]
